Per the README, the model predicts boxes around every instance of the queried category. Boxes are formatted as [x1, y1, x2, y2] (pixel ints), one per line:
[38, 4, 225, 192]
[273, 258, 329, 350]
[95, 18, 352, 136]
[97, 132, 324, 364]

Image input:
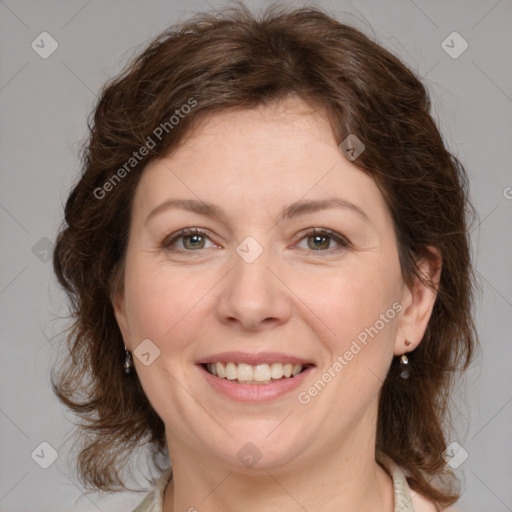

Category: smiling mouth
[202, 362, 312, 385]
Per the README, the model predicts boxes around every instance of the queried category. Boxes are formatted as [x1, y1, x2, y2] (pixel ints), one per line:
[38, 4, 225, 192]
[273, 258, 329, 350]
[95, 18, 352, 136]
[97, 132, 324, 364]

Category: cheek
[123, 257, 207, 352]
[305, 258, 402, 357]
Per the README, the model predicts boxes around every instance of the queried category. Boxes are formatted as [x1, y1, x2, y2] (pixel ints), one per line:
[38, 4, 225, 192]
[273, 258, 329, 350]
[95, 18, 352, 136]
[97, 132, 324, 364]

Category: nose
[215, 244, 292, 332]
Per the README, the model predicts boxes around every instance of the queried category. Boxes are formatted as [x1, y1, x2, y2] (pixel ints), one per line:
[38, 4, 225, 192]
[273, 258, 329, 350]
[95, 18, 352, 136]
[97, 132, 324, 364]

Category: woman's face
[114, 97, 432, 471]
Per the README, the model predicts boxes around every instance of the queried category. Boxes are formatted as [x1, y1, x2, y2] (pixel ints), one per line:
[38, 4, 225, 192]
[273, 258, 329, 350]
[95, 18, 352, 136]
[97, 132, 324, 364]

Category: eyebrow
[145, 197, 370, 226]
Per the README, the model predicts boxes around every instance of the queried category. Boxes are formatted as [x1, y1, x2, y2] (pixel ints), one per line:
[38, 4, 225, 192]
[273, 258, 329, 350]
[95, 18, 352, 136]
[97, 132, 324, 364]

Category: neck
[162, 417, 394, 512]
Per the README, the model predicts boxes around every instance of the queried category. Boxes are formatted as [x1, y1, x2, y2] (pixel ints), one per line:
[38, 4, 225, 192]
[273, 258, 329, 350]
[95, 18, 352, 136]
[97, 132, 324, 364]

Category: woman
[52, 4, 477, 511]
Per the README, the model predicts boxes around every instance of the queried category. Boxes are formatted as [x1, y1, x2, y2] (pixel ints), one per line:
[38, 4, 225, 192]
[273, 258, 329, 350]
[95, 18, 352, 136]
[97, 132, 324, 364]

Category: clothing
[131, 452, 415, 512]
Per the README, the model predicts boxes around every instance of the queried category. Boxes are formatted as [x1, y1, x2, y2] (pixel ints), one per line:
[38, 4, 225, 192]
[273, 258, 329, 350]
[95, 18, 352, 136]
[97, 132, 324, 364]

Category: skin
[113, 96, 441, 512]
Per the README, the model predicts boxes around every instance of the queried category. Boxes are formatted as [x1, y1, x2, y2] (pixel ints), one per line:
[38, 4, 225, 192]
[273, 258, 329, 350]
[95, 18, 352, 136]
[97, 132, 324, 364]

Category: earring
[124, 348, 133, 374]
[404, 339, 412, 347]
[399, 354, 410, 379]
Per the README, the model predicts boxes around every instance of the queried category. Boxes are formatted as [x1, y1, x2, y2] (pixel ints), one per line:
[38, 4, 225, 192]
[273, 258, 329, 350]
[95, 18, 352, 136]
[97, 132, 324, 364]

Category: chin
[207, 428, 306, 472]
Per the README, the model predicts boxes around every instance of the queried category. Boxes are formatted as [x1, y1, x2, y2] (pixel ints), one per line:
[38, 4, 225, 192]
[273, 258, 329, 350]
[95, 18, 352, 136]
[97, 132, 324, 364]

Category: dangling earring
[400, 354, 410, 379]
[124, 348, 133, 374]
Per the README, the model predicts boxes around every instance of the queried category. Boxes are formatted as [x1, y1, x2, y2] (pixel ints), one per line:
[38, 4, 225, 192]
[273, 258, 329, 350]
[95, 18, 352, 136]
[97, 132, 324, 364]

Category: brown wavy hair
[51, 3, 478, 509]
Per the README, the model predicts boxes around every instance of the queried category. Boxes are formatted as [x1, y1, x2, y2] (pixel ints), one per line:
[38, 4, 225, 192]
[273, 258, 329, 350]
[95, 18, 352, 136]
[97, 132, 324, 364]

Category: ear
[110, 268, 132, 351]
[394, 246, 442, 356]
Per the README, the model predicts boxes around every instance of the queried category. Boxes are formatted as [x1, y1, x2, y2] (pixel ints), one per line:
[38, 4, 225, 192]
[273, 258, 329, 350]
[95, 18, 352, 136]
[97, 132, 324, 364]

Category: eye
[161, 227, 349, 253]
[161, 228, 217, 251]
[295, 228, 349, 252]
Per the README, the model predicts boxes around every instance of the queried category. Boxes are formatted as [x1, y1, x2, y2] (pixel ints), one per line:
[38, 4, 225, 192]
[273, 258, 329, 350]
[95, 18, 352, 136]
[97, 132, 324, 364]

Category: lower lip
[198, 364, 314, 402]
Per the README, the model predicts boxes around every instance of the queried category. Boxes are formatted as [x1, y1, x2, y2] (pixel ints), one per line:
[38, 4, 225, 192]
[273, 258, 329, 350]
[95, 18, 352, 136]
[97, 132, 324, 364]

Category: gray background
[0, 0, 511, 511]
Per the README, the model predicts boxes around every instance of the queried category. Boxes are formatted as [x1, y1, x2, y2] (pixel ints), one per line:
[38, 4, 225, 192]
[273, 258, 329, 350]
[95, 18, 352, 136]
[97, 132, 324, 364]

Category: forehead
[133, 98, 388, 226]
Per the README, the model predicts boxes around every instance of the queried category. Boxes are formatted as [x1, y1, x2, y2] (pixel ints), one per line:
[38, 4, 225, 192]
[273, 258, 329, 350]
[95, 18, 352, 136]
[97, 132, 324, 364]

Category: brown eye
[296, 228, 349, 252]
[182, 233, 206, 250]
[162, 228, 215, 251]
[307, 234, 332, 250]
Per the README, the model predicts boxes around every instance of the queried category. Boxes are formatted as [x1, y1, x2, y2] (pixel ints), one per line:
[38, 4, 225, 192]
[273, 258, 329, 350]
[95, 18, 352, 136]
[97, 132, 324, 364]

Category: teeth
[205, 362, 306, 383]
[270, 363, 284, 379]
[225, 362, 237, 380]
[253, 364, 271, 381]
[237, 363, 253, 381]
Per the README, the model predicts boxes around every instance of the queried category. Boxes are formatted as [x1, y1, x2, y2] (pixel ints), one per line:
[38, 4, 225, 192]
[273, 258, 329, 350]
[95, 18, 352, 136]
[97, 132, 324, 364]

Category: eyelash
[161, 227, 350, 254]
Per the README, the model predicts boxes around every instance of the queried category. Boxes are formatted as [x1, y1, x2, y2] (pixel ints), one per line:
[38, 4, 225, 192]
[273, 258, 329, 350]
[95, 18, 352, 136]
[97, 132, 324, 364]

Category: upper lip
[197, 351, 315, 366]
